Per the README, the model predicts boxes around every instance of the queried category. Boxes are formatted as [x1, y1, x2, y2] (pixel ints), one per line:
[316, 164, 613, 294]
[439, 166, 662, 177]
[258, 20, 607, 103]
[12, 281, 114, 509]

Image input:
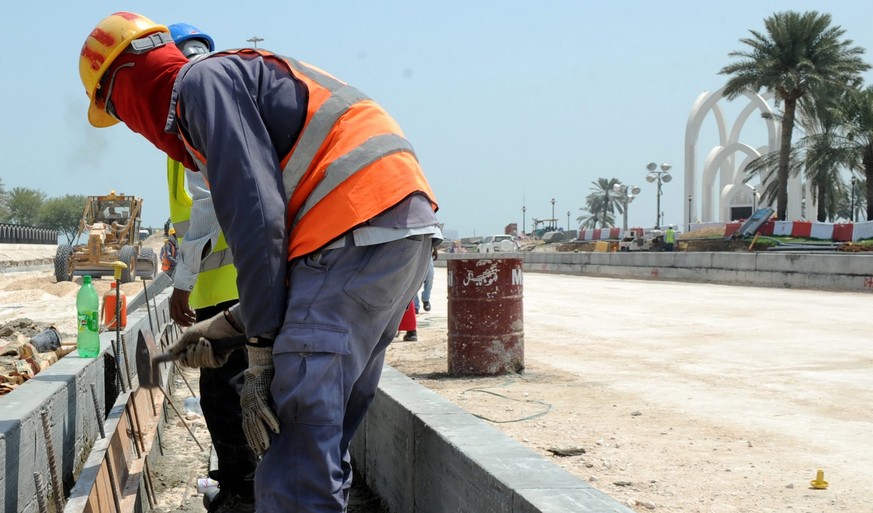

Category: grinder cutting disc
[136, 329, 248, 389]
[136, 327, 163, 389]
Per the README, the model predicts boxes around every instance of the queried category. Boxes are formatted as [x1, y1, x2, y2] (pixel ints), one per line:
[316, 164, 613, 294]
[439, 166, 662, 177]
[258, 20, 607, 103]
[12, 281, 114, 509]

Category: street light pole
[646, 162, 672, 229]
[247, 36, 264, 48]
[567, 211, 571, 231]
[851, 176, 857, 222]
[522, 205, 527, 235]
[613, 183, 640, 232]
[687, 195, 692, 232]
[550, 198, 556, 230]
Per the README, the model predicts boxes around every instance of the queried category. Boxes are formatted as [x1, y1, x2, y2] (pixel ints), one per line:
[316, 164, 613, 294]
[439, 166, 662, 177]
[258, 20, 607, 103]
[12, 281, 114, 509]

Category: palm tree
[585, 178, 621, 229]
[720, 10, 869, 221]
[828, 86, 873, 221]
[577, 204, 615, 229]
[796, 88, 850, 222]
[745, 83, 872, 222]
[835, 176, 867, 221]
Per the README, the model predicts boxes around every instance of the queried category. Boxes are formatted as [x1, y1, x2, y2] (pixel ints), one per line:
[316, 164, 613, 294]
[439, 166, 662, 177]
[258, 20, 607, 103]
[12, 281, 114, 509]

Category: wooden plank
[65, 381, 168, 513]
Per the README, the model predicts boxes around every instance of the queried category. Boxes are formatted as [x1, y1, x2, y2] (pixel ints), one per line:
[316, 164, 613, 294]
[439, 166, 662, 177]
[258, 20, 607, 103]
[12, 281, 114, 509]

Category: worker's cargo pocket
[271, 323, 350, 426]
[344, 237, 421, 311]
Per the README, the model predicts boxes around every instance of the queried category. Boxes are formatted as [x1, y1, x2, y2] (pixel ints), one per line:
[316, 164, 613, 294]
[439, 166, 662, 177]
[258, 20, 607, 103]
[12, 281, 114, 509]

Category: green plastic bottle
[76, 275, 100, 358]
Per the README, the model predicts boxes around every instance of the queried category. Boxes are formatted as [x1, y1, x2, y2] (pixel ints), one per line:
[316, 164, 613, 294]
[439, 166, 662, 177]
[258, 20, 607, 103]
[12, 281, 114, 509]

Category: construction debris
[0, 318, 75, 395]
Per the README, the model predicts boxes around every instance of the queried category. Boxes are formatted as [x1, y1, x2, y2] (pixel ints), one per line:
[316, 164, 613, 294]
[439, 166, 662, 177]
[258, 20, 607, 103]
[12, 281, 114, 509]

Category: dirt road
[386, 267, 873, 513]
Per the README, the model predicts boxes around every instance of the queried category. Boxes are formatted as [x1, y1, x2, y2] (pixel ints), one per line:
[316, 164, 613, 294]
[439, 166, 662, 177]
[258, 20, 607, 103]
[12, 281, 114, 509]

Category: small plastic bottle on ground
[76, 275, 100, 357]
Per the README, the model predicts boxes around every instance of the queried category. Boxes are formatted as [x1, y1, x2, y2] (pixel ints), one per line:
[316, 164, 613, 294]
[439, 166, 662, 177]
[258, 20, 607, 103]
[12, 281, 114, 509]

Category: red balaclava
[105, 43, 199, 170]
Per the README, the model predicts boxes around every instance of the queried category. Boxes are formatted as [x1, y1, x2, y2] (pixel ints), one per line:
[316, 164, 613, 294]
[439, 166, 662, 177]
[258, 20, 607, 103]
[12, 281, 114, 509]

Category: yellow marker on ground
[810, 469, 828, 489]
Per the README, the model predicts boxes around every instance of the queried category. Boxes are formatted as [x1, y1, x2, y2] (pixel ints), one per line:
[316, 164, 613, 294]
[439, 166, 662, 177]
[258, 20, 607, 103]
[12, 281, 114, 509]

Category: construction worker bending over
[164, 23, 256, 513]
[80, 12, 440, 512]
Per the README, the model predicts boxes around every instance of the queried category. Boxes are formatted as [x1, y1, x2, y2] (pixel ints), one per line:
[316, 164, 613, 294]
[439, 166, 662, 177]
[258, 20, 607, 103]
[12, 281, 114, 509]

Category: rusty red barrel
[447, 256, 524, 375]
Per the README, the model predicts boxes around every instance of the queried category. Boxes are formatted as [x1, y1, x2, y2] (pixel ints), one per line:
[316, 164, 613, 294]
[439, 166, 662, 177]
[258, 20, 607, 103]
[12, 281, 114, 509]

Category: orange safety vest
[178, 49, 438, 260]
[160, 238, 177, 272]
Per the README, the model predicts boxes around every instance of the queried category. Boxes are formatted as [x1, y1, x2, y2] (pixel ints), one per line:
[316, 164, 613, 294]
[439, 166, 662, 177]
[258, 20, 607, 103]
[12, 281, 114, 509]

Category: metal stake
[119, 333, 134, 394]
[39, 410, 65, 512]
[142, 280, 155, 334]
[104, 453, 123, 513]
[113, 262, 125, 388]
[143, 456, 158, 508]
[110, 338, 127, 393]
[157, 384, 205, 451]
[89, 383, 106, 438]
[164, 325, 197, 397]
[173, 360, 198, 398]
[124, 404, 141, 459]
[155, 422, 165, 456]
[33, 473, 49, 513]
[118, 332, 146, 456]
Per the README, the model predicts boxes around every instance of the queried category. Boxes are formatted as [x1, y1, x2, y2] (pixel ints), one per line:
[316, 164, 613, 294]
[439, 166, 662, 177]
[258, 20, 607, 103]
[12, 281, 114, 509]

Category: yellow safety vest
[167, 158, 239, 309]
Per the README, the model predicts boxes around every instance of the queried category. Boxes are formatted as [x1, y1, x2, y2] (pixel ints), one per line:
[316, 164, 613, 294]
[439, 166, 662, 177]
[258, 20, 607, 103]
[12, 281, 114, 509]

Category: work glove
[169, 310, 242, 368]
[240, 344, 280, 456]
[176, 337, 230, 368]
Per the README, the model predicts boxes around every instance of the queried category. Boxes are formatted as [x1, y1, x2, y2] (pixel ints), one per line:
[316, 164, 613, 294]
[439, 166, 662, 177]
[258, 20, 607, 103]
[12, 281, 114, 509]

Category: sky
[3, 1, 873, 239]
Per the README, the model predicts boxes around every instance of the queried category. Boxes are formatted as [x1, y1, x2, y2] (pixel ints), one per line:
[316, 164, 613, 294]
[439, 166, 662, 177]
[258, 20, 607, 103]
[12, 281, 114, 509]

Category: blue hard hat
[168, 22, 215, 52]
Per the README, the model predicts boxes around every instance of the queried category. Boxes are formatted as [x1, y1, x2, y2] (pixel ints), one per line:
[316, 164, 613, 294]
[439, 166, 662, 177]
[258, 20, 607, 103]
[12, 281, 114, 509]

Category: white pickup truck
[477, 234, 520, 253]
[618, 229, 664, 251]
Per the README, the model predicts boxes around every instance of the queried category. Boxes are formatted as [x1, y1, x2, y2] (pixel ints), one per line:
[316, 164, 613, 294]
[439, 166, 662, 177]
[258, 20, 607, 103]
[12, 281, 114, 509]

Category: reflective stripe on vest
[177, 49, 438, 260]
[166, 157, 239, 309]
[279, 56, 436, 257]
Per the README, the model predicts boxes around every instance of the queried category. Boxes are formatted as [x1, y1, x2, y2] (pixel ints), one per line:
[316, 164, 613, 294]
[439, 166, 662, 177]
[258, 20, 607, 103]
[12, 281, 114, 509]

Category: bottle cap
[83, 275, 92, 284]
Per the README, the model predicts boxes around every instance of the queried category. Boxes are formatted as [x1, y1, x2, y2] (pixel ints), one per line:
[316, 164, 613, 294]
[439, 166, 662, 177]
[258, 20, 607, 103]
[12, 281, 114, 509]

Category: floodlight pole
[646, 162, 672, 229]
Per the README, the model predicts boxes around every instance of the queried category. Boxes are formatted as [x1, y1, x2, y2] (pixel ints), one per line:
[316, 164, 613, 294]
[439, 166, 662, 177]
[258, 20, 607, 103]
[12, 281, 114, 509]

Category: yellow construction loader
[54, 191, 158, 283]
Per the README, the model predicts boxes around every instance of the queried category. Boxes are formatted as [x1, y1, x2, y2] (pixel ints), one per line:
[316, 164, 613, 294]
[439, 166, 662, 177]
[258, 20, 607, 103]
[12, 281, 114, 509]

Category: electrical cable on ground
[461, 379, 552, 424]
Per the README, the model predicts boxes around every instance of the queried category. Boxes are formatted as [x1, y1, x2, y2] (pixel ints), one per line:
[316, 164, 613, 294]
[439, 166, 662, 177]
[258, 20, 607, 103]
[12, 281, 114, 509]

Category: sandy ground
[385, 267, 873, 513]
[145, 366, 386, 513]
[0, 240, 165, 341]
[3, 245, 873, 512]
[0, 243, 386, 512]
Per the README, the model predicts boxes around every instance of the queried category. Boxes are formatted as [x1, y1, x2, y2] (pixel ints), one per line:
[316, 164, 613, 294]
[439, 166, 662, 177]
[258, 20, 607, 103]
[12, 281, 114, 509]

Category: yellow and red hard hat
[79, 12, 169, 128]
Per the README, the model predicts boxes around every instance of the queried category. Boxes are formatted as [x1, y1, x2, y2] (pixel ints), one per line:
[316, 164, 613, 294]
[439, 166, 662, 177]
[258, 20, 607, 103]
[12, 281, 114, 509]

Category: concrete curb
[441, 251, 873, 292]
[351, 367, 635, 513]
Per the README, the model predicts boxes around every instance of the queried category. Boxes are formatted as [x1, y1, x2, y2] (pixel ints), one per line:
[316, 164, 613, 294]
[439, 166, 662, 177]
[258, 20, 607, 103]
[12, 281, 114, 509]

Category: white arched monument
[684, 85, 812, 225]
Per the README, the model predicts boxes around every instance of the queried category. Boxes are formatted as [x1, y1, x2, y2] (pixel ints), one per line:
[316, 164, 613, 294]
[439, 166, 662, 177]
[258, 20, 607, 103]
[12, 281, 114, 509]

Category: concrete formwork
[0, 289, 171, 513]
